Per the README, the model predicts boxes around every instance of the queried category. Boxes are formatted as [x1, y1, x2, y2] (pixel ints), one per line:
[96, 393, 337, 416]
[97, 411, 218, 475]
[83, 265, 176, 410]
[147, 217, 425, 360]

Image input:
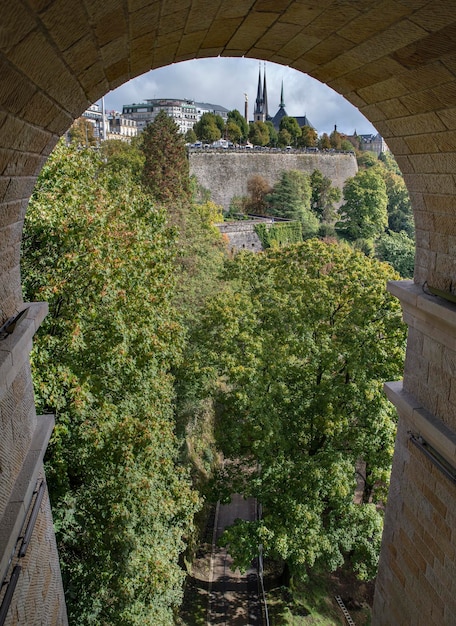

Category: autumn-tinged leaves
[185, 241, 406, 580]
[22, 139, 199, 626]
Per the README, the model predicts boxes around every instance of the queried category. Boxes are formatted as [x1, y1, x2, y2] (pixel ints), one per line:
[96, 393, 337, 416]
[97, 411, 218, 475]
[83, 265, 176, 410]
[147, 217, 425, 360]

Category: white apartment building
[122, 98, 228, 133]
[82, 103, 104, 139]
[106, 113, 138, 140]
[78, 104, 138, 143]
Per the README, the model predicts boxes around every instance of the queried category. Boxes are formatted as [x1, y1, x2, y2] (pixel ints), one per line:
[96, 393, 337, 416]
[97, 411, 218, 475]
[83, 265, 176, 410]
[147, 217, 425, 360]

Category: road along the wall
[189, 151, 358, 210]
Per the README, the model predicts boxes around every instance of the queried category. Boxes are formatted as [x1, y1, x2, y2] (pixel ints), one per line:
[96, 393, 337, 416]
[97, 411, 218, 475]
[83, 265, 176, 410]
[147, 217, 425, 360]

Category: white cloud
[103, 58, 377, 137]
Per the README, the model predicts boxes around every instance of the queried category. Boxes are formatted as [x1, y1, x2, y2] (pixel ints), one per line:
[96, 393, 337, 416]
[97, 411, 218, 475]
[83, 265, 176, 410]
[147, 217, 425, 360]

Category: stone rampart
[189, 151, 358, 210]
[217, 219, 273, 252]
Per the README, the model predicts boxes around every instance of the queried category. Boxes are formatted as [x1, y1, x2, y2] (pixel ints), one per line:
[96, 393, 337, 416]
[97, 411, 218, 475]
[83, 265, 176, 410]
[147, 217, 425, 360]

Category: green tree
[227, 195, 248, 216]
[226, 120, 242, 144]
[193, 112, 222, 142]
[227, 109, 248, 141]
[185, 128, 197, 144]
[318, 133, 331, 150]
[249, 121, 270, 146]
[299, 125, 318, 148]
[341, 138, 355, 151]
[357, 151, 379, 169]
[170, 195, 227, 324]
[279, 116, 302, 146]
[376, 230, 415, 278]
[141, 110, 191, 203]
[336, 169, 388, 242]
[21, 140, 199, 625]
[189, 241, 405, 580]
[378, 150, 401, 174]
[266, 170, 318, 237]
[277, 128, 292, 148]
[383, 171, 414, 237]
[101, 138, 145, 182]
[214, 114, 225, 135]
[68, 117, 97, 146]
[310, 169, 341, 224]
[330, 128, 342, 149]
[265, 121, 278, 147]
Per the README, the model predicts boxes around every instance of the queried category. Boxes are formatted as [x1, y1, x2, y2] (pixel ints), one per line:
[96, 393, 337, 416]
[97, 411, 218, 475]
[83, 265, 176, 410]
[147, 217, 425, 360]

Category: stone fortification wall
[217, 220, 273, 252]
[189, 151, 358, 210]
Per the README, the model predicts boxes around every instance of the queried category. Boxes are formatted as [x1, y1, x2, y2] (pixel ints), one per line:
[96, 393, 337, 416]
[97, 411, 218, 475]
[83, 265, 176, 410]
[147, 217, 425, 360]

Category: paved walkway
[208, 494, 263, 625]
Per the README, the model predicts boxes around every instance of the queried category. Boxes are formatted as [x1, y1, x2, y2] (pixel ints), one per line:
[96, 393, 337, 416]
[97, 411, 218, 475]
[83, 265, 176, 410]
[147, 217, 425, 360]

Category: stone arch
[1, 3, 456, 624]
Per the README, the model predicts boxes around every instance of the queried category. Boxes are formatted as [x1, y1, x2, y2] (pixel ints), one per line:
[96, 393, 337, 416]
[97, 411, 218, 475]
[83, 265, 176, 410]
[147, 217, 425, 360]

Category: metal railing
[335, 595, 356, 625]
[256, 502, 270, 626]
[0, 480, 46, 626]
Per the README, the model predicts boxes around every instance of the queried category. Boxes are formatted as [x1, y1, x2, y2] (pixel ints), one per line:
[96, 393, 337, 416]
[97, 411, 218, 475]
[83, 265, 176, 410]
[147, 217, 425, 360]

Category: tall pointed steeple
[271, 79, 289, 130]
[279, 80, 285, 109]
[263, 62, 269, 120]
[255, 63, 263, 121]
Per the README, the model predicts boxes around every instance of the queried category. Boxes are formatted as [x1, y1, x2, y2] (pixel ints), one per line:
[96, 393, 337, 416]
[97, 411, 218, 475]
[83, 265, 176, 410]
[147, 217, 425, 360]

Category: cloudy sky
[103, 57, 377, 137]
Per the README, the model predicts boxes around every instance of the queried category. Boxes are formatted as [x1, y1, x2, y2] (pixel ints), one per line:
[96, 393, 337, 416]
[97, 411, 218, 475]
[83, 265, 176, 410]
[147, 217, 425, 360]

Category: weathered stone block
[41, 0, 88, 52]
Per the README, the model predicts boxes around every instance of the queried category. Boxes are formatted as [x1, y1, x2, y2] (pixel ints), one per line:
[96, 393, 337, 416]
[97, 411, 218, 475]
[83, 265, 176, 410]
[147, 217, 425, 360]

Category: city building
[106, 113, 138, 140]
[358, 133, 389, 155]
[122, 98, 229, 133]
[81, 102, 104, 139]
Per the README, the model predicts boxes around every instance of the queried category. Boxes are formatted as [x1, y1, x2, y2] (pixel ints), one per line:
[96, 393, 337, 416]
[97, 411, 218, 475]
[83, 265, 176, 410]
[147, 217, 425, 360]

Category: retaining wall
[189, 151, 358, 210]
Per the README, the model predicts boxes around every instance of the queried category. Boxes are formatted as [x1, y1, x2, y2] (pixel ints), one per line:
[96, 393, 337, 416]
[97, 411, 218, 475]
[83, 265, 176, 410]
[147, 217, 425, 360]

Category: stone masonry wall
[0, 305, 67, 625]
[4, 474, 68, 626]
[189, 152, 358, 210]
[372, 282, 456, 624]
[217, 220, 269, 252]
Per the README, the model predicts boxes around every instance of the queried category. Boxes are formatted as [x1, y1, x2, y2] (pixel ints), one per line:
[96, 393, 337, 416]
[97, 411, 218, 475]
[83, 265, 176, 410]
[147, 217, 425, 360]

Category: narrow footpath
[207, 494, 263, 625]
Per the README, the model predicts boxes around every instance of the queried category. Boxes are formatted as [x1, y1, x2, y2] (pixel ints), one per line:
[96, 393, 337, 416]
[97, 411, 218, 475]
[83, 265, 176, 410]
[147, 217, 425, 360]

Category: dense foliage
[22, 140, 199, 625]
[142, 110, 191, 203]
[265, 170, 318, 238]
[254, 221, 303, 248]
[336, 169, 388, 242]
[185, 240, 406, 581]
[22, 115, 415, 622]
[193, 112, 225, 143]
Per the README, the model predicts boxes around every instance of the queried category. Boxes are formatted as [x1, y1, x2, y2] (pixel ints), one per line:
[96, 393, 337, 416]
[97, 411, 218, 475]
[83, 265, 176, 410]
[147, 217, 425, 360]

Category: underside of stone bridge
[1, 1, 456, 623]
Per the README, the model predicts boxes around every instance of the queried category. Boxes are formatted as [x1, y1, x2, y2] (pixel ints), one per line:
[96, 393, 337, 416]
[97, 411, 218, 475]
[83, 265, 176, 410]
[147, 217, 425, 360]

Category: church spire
[263, 62, 269, 120]
[279, 80, 285, 109]
[255, 62, 263, 120]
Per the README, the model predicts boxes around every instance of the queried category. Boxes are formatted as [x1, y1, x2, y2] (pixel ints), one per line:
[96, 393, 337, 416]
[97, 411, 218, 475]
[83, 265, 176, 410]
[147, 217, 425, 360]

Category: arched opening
[1, 3, 456, 624]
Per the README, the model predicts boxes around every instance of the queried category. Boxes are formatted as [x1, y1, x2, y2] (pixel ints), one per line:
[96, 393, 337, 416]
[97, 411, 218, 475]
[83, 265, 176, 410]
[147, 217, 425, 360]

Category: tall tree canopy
[68, 117, 97, 146]
[246, 175, 272, 215]
[336, 169, 388, 242]
[299, 125, 318, 147]
[279, 116, 302, 146]
[141, 110, 191, 203]
[383, 170, 414, 237]
[22, 140, 199, 625]
[187, 240, 406, 581]
[310, 169, 341, 224]
[376, 230, 415, 278]
[193, 112, 223, 143]
[266, 170, 319, 237]
[249, 121, 270, 146]
[227, 109, 248, 140]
